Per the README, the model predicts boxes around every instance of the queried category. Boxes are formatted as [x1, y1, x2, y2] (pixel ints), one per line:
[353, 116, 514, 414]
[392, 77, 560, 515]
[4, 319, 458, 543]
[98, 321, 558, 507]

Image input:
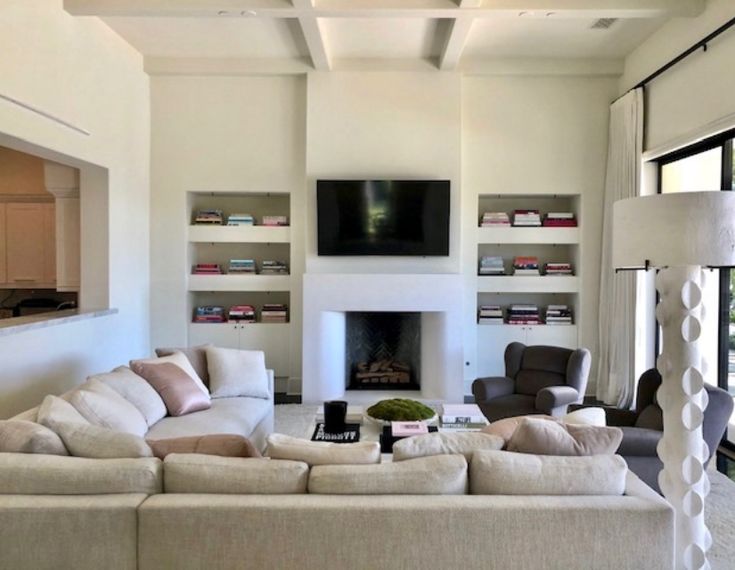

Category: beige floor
[274, 404, 735, 569]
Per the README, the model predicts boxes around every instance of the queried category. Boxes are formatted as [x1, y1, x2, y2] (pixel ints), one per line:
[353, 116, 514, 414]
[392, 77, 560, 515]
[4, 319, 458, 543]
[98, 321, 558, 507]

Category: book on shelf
[543, 212, 577, 227]
[227, 259, 256, 274]
[512, 209, 541, 227]
[391, 421, 430, 437]
[479, 212, 510, 227]
[544, 262, 573, 276]
[227, 305, 256, 323]
[479, 255, 505, 275]
[261, 303, 288, 323]
[315, 405, 364, 425]
[478, 304, 504, 325]
[545, 304, 573, 325]
[227, 213, 254, 226]
[192, 263, 223, 275]
[512, 256, 540, 276]
[193, 305, 226, 323]
[507, 303, 541, 325]
[261, 215, 288, 227]
[259, 260, 289, 275]
[193, 209, 224, 225]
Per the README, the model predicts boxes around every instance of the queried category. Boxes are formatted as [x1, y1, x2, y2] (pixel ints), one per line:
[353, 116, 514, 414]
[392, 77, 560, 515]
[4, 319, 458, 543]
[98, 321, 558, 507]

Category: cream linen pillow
[37, 395, 90, 430]
[392, 431, 504, 461]
[89, 366, 167, 426]
[507, 417, 622, 456]
[266, 433, 380, 466]
[561, 407, 606, 426]
[206, 346, 270, 399]
[481, 415, 556, 447]
[71, 379, 148, 437]
[131, 351, 209, 396]
[0, 420, 68, 455]
[53, 422, 153, 459]
[308, 455, 468, 495]
[470, 450, 627, 495]
[164, 454, 308, 494]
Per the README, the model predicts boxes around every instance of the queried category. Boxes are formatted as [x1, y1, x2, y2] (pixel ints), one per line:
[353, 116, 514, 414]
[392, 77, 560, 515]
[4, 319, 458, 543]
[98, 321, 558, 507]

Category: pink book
[391, 421, 429, 437]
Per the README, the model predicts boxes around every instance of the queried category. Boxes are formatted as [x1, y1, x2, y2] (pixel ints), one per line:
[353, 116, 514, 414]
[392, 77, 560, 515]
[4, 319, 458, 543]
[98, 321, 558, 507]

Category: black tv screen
[317, 180, 450, 256]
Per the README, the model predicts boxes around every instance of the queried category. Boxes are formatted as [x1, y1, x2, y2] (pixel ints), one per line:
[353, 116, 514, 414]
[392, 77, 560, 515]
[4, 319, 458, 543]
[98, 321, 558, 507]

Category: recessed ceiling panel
[463, 17, 664, 59]
[103, 17, 308, 58]
[322, 18, 445, 59]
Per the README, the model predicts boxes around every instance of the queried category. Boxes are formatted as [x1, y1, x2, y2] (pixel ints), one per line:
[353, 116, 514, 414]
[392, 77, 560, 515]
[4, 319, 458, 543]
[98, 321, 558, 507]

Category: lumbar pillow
[37, 395, 90, 430]
[205, 346, 269, 399]
[147, 434, 262, 460]
[481, 415, 555, 447]
[392, 431, 503, 461]
[53, 421, 153, 458]
[131, 362, 211, 417]
[131, 351, 209, 396]
[507, 417, 623, 456]
[308, 455, 468, 495]
[156, 345, 212, 386]
[0, 420, 68, 455]
[266, 433, 380, 466]
[88, 366, 167, 426]
[164, 454, 307, 494]
[470, 450, 627, 495]
[562, 407, 606, 427]
[71, 379, 148, 437]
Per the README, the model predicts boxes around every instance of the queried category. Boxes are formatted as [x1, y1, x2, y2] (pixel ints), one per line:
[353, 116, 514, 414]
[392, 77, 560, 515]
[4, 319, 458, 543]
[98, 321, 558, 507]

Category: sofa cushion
[164, 454, 307, 494]
[145, 397, 271, 440]
[507, 417, 623, 456]
[206, 346, 270, 400]
[266, 433, 380, 466]
[0, 420, 68, 455]
[482, 414, 555, 446]
[147, 434, 262, 460]
[71, 379, 149, 437]
[0, 453, 161, 494]
[132, 362, 211, 417]
[156, 345, 211, 386]
[54, 422, 154, 459]
[308, 455, 468, 495]
[89, 366, 167, 426]
[131, 352, 209, 396]
[470, 450, 627, 495]
[37, 395, 90, 430]
[392, 431, 503, 461]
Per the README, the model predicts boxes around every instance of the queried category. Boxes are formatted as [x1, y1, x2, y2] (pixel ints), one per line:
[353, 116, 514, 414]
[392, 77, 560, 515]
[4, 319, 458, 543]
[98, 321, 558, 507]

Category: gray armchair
[472, 342, 591, 422]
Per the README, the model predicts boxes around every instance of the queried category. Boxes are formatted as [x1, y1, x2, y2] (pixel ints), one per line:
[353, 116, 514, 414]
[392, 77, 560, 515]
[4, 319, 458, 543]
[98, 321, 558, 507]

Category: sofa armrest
[472, 377, 515, 403]
[266, 369, 275, 401]
[617, 427, 662, 456]
[536, 386, 580, 414]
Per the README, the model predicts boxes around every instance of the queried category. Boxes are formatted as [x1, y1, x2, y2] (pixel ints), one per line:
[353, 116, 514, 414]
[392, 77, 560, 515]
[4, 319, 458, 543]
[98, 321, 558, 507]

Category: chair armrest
[472, 376, 515, 403]
[602, 407, 638, 427]
[536, 386, 580, 413]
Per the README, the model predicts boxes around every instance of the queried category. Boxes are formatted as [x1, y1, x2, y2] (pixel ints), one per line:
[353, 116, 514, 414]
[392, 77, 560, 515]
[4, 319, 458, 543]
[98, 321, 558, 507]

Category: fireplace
[346, 312, 420, 390]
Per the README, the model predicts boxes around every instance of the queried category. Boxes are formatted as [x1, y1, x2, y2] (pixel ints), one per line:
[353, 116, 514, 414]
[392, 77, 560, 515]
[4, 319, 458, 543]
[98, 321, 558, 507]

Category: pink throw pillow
[131, 362, 211, 417]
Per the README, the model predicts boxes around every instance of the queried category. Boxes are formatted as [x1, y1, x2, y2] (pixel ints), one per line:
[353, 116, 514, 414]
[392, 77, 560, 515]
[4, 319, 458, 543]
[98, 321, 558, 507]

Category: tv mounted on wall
[317, 179, 450, 256]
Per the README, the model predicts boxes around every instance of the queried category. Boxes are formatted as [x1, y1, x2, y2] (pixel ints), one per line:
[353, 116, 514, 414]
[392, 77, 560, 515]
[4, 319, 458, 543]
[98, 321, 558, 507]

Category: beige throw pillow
[89, 366, 167, 426]
[53, 421, 153, 459]
[164, 454, 307, 494]
[507, 417, 623, 456]
[308, 455, 468, 495]
[206, 346, 270, 399]
[481, 415, 555, 447]
[37, 395, 90, 430]
[266, 433, 380, 466]
[131, 351, 209, 396]
[470, 450, 627, 495]
[392, 431, 504, 461]
[71, 379, 149, 437]
[0, 420, 68, 455]
[561, 407, 607, 426]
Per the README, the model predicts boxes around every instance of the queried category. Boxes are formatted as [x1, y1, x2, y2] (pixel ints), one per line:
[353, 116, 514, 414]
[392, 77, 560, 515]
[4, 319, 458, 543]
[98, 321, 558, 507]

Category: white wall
[0, 1, 150, 418]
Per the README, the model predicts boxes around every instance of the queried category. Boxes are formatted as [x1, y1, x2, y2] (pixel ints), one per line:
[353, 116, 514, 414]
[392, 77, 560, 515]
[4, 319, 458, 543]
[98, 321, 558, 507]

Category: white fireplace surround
[302, 274, 465, 404]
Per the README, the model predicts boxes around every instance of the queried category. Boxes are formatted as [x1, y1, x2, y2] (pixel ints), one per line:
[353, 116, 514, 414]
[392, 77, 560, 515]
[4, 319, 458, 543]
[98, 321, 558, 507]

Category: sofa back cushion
[164, 454, 307, 494]
[266, 433, 380, 466]
[206, 346, 270, 399]
[0, 420, 68, 455]
[156, 345, 211, 386]
[470, 450, 627, 495]
[507, 417, 623, 456]
[54, 422, 154, 459]
[89, 366, 167, 426]
[71, 379, 149, 437]
[0, 453, 161, 494]
[147, 434, 261, 460]
[308, 455, 468, 495]
[38, 395, 90, 429]
[133, 362, 211, 417]
[392, 431, 503, 461]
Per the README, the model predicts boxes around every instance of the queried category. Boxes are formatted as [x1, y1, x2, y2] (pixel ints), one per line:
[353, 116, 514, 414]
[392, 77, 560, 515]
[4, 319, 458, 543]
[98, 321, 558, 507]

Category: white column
[655, 266, 711, 570]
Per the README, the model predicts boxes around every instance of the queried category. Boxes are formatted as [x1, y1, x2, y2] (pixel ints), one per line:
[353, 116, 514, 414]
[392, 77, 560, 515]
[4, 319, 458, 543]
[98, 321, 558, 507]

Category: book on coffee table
[311, 423, 360, 443]
[391, 421, 429, 437]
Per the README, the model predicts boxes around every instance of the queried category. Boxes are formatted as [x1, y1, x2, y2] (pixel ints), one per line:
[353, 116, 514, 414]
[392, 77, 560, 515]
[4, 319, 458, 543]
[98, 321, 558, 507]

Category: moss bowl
[365, 399, 436, 422]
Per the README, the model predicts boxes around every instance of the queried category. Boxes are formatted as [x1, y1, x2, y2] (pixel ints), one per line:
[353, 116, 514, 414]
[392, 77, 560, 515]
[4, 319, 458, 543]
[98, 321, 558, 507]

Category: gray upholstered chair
[472, 342, 591, 422]
[598, 368, 733, 494]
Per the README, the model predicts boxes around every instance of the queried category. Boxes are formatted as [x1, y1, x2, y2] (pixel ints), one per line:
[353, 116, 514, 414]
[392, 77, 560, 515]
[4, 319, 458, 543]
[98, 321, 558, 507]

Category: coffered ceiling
[63, 0, 705, 72]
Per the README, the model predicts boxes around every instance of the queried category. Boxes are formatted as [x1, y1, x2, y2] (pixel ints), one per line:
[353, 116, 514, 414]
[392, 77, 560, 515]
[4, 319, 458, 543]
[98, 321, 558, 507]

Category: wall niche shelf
[477, 275, 578, 294]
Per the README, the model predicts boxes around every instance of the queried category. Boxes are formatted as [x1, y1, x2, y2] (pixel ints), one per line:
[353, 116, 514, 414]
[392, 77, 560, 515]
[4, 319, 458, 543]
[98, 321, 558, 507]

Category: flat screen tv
[317, 180, 450, 256]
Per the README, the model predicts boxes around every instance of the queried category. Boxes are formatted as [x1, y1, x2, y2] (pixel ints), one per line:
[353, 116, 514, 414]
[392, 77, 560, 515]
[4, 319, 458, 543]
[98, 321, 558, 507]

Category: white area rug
[274, 403, 735, 567]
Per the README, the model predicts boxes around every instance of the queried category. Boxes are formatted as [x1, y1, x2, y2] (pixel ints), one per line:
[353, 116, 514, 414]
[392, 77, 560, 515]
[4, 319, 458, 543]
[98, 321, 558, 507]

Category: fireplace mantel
[302, 274, 465, 404]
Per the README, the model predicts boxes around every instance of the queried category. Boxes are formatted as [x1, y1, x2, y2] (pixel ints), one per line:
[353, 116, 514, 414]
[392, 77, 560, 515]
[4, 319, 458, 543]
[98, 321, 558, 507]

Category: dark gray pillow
[155, 345, 211, 386]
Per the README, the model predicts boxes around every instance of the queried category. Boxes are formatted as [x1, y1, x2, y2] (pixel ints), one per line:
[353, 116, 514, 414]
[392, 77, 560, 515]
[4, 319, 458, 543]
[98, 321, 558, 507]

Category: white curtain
[596, 89, 644, 407]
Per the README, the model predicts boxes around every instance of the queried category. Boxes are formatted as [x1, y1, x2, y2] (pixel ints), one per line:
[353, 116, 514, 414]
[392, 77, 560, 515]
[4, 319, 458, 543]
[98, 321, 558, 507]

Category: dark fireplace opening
[345, 311, 421, 390]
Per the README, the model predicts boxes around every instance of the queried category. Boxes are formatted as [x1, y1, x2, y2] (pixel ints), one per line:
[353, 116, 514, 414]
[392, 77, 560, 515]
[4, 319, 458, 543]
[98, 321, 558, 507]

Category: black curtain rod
[613, 14, 735, 104]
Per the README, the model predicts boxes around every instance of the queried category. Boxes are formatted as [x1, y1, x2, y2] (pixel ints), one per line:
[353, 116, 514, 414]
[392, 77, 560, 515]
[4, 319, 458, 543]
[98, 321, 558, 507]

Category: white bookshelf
[188, 225, 290, 244]
[188, 274, 291, 292]
[477, 275, 578, 294]
[477, 226, 579, 245]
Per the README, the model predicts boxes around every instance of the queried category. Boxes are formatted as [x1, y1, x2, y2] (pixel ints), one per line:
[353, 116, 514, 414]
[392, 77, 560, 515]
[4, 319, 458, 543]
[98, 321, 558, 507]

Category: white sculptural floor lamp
[613, 191, 735, 570]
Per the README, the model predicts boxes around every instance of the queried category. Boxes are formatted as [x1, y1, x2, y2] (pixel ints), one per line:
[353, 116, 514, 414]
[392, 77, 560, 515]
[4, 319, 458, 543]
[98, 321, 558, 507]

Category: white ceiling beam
[439, 15, 475, 70]
[64, 0, 704, 18]
[290, 0, 331, 71]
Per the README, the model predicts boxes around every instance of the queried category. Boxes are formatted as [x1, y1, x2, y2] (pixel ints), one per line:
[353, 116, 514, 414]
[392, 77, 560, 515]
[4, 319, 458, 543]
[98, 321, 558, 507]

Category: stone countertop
[0, 307, 118, 337]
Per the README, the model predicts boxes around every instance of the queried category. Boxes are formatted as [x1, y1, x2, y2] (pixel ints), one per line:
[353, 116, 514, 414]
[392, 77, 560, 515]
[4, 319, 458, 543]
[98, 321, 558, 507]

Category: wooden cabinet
[2, 202, 56, 288]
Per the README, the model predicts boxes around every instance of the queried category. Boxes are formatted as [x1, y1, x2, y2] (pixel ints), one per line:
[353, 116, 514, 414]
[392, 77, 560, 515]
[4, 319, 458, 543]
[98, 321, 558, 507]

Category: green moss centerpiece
[366, 399, 436, 422]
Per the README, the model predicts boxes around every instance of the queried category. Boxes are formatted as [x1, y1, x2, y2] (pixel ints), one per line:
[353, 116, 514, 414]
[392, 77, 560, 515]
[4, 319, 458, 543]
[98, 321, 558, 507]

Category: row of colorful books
[193, 304, 289, 324]
[193, 209, 288, 226]
[192, 261, 289, 275]
[479, 256, 573, 276]
[479, 210, 577, 228]
[478, 304, 573, 325]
